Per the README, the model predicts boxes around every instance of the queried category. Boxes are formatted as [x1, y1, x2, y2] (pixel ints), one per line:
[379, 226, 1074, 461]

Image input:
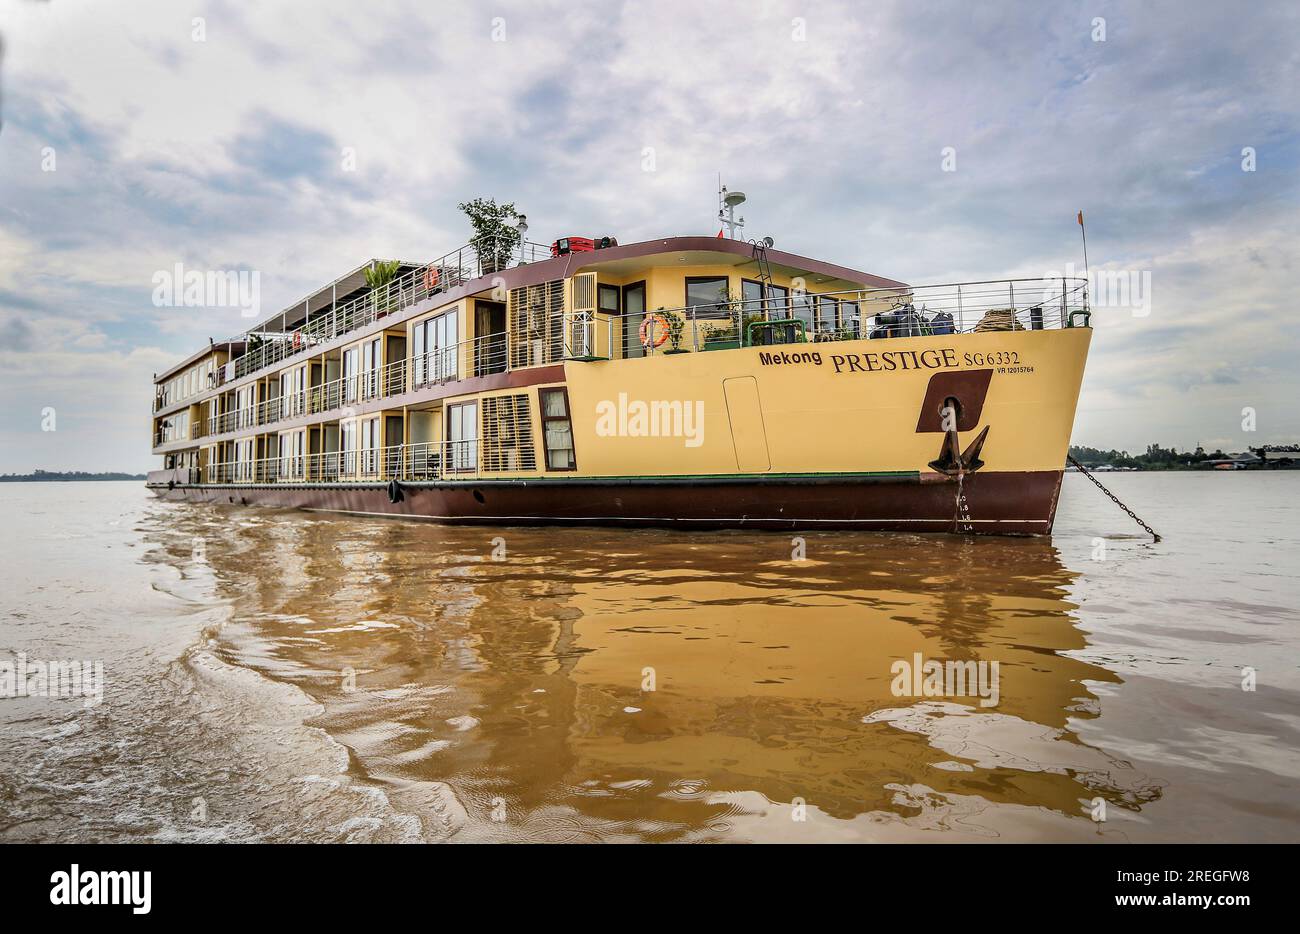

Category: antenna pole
[1077, 210, 1090, 279]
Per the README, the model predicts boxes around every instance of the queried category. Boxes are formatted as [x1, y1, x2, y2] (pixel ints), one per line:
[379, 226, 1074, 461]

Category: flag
[1077, 211, 1084, 227]
[716, 229, 725, 238]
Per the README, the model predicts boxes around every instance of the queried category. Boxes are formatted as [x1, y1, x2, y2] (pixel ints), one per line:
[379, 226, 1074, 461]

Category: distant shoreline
[1, 472, 146, 482]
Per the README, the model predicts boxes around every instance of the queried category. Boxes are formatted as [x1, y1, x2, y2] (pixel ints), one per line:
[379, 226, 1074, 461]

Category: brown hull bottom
[147, 471, 1065, 535]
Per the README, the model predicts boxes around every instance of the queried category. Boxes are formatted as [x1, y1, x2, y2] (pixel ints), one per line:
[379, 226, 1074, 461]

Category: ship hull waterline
[147, 469, 1064, 535]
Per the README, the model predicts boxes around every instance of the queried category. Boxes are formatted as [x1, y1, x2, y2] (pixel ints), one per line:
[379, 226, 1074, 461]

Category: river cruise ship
[147, 233, 1092, 534]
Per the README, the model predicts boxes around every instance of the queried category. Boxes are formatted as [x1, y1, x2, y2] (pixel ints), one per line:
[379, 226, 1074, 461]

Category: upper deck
[150, 235, 1089, 459]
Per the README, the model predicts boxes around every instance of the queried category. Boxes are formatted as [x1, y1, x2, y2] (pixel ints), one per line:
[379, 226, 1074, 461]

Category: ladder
[752, 239, 774, 297]
[751, 239, 792, 344]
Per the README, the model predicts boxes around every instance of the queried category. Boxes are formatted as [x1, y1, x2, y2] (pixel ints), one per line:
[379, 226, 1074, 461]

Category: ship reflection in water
[181, 508, 1161, 843]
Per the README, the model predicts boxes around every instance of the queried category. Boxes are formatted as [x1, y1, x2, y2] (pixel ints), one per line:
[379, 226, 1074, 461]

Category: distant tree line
[1069, 443, 1297, 470]
[0, 469, 146, 482]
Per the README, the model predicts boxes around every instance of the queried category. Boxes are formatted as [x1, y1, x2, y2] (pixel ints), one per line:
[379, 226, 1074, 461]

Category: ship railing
[229, 240, 552, 382]
[198, 439, 486, 485]
[411, 330, 512, 389]
[188, 329, 533, 445]
[584, 276, 1090, 358]
[197, 359, 410, 439]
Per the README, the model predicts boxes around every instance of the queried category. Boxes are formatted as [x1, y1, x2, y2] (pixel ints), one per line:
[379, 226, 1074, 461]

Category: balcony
[185, 329, 516, 445]
[200, 440, 483, 484]
[228, 241, 553, 382]
[576, 276, 1091, 359]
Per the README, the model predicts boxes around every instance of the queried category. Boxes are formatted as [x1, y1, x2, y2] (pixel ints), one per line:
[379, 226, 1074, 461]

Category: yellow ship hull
[154, 326, 1090, 535]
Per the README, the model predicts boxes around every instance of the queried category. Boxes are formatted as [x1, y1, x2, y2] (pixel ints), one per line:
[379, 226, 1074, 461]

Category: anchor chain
[1067, 455, 1162, 542]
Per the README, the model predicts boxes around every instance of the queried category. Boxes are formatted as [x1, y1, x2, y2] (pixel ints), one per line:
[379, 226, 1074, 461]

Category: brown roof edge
[155, 339, 246, 385]
[568, 237, 910, 291]
[427, 236, 909, 296]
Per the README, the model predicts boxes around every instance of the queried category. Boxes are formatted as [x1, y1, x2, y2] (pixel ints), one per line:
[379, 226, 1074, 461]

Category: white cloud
[0, 0, 1297, 469]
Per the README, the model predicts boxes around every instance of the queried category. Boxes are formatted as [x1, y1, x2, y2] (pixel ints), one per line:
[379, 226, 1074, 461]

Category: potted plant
[662, 310, 689, 354]
[458, 197, 522, 275]
[365, 259, 402, 317]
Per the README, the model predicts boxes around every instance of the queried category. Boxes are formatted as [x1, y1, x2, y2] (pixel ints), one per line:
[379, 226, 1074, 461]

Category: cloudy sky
[1, 0, 1297, 471]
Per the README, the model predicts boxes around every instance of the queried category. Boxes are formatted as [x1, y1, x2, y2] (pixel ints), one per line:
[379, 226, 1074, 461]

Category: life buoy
[639, 312, 670, 349]
[423, 266, 440, 292]
[292, 330, 303, 351]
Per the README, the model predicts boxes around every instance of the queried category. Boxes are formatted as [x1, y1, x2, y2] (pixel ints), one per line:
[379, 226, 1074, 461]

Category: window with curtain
[414, 309, 459, 386]
[341, 420, 356, 475]
[540, 388, 576, 470]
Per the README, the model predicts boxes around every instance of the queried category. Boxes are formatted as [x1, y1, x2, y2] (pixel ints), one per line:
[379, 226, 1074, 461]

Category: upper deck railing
[166, 331, 511, 445]
[580, 276, 1090, 359]
[228, 239, 553, 382]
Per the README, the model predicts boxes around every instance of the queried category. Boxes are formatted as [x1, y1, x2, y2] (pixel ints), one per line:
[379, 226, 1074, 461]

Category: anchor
[927, 396, 989, 476]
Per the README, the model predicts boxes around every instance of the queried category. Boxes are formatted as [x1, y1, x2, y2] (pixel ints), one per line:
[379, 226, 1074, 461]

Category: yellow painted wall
[560, 327, 1091, 476]
[589, 263, 896, 355]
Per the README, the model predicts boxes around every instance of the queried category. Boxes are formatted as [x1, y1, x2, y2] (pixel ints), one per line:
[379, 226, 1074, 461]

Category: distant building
[1202, 452, 1262, 470]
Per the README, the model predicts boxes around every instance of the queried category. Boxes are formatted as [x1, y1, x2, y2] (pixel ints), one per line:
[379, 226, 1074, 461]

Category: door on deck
[622, 281, 646, 359]
[475, 301, 507, 376]
[722, 377, 771, 472]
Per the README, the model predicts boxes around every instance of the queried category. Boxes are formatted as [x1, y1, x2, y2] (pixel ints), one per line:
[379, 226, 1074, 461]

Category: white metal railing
[202, 358, 408, 437]
[588, 277, 1090, 358]
[200, 440, 485, 484]
[190, 329, 519, 442]
[230, 240, 552, 381]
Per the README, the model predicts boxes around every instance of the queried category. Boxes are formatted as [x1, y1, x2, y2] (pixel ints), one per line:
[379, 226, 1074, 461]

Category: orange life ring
[639, 312, 670, 349]
[292, 330, 303, 351]
[423, 266, 440, 291]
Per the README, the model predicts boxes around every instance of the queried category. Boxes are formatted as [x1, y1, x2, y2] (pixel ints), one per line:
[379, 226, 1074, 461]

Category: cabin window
[341, 420, 357, 475]
[685, 276, 731, 320]
[481, 394, 538, 472]
[447, 401, 478, 472]
[360, 416, 380, 475]
[361, 337, 381, 400]
[342, 347, 360, 403]
[815, 295, 840, 335]
[598, 284, 621, 316]
[280, 429, 305, 480]
[842, 299, 862, 337]
[280, 366, 305, 419]
[741, 279, 766, 320]
[766, 284, 791, 318]
[414, 309, 460, 387]
[540, 388, 576, 471]
[791, 292, 814, 334]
